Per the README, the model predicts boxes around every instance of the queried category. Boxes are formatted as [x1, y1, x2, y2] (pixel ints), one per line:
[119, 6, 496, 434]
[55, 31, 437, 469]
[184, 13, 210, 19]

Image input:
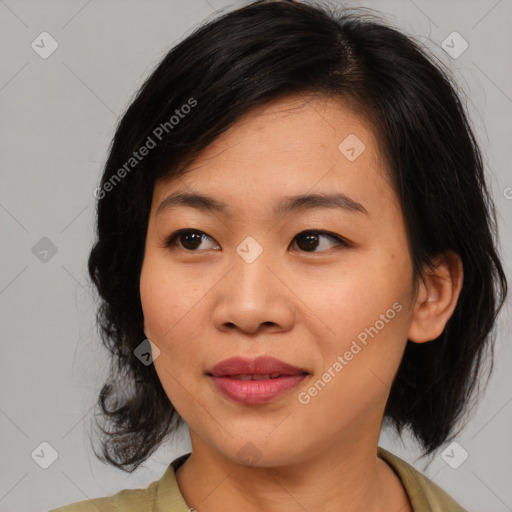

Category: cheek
[139, 258, 207, 411]
[308, 250, 413, 380]
[315, 259, 409, 334]
[139, 255, 205, 342]
[299, 283, 409, 429]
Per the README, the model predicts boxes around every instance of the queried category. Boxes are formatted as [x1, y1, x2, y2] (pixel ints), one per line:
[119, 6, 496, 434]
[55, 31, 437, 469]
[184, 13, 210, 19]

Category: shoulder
[49, 456, 192, 512]
[378, 446, 468, 512]
[49, 474, 161, 512]
[49, 496, 116, 512]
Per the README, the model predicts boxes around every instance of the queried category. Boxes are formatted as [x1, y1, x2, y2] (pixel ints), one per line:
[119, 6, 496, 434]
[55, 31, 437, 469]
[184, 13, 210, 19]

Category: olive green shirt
[50, 447, 467, 512]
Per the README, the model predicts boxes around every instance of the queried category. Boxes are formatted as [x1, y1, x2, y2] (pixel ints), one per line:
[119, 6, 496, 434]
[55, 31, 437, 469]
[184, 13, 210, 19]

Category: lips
[207, 356, 308, 378]
[207, 356, 309, 405]
[229, 373, 282, 380]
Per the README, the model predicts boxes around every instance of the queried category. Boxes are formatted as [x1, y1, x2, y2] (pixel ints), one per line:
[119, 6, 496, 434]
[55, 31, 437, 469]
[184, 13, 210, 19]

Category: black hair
[87, 0, 508, 471]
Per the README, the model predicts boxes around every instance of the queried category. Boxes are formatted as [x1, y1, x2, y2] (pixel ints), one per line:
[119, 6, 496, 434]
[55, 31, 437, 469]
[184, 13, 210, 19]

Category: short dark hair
[87, 0, 508, 472]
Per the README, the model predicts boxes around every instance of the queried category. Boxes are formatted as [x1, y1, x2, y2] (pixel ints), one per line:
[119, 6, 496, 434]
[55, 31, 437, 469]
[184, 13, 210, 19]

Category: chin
[213, 436, 309, 469]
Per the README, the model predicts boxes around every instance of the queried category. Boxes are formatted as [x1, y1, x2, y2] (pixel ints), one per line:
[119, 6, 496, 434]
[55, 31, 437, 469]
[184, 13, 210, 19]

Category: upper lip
[207, 356, 309, 377]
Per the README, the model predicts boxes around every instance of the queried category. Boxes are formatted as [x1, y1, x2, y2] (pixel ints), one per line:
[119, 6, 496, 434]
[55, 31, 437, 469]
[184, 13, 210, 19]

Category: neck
[174, 431, 411, 512]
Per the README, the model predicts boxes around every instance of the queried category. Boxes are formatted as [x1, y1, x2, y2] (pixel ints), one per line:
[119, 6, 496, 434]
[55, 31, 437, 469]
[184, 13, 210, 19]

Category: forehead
[152, 94, 396, 217]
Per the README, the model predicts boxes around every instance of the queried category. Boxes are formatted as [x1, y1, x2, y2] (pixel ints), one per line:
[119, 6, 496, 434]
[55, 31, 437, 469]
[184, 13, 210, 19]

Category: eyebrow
[156, 191, 368, 217]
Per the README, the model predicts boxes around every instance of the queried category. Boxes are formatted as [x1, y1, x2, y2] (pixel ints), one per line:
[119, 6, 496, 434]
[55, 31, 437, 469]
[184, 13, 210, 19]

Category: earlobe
[407, 250, 464, 343]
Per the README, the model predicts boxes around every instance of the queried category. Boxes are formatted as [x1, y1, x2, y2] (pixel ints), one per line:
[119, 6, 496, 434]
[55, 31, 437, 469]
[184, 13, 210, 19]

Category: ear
[408, 250, 464, 343]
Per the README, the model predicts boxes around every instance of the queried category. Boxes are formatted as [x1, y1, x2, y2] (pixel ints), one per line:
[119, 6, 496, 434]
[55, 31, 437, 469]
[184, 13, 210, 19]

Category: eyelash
[163, 229, 350, 253]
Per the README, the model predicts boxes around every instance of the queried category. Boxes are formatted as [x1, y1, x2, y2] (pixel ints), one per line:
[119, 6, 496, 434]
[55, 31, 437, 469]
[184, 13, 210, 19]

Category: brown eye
[292, 230, 348, 252]
[164, 229, 218, 251]
[163, 229, 348, 253]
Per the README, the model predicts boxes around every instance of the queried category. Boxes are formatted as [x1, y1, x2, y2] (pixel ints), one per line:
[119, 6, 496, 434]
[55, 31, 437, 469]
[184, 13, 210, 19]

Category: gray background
[0, 0, 511, 511]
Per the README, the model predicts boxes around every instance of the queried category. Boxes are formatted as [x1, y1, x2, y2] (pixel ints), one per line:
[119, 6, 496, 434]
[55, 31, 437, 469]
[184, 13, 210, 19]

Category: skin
[139, 93, 463, 512]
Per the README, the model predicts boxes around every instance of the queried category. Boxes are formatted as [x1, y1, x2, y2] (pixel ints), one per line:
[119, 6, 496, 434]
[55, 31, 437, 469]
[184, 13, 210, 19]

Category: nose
[211, 247, 295, 335]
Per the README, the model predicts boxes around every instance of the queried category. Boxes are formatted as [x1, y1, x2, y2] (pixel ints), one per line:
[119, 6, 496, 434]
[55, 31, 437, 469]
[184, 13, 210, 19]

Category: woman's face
[140, 94, 418, 466]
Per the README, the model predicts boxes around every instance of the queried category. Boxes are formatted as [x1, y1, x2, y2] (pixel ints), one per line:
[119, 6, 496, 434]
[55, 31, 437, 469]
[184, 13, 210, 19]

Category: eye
[164, 229, 219, 251]
[163, 229, 349, 253]
[291, 230, 349, 253]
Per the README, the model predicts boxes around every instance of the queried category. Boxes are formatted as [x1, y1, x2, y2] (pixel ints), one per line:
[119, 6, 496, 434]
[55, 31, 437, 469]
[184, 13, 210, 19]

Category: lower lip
[209, 374, 308, 405]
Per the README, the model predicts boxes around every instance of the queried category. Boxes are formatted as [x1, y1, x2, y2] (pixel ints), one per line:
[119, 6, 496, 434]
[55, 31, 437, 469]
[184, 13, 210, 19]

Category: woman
[51, 1, 508, 511]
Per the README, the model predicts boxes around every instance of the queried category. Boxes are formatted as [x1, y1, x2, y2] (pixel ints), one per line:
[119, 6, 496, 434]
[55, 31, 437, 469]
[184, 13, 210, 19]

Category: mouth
[207, 355, 309, 378]
[207, 356, 310, 404]
[224, 373, 292, 380]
